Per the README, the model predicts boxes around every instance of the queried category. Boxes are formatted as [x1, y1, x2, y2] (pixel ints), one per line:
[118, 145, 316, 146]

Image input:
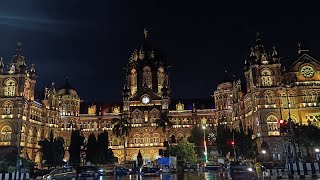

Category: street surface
[76, 172, 221, 180]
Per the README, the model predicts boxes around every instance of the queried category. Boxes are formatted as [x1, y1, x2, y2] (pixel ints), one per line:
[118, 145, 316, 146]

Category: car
[43, 167, 77, 180]
[205, 164, 220, 172]
[227, 162, 256, 179]
[140, 164, 161, 176]
[76, 166, 101, 178]
[113, 165, 131, 175]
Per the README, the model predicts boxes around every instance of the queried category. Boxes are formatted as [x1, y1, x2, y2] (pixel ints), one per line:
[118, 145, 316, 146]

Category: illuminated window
[3, 101, 14, 115]
[4, 79, 16, 97]
[144, 134, 150, 144]
[263, 90, 275, 104]
[143, 66, 152, 89]
[130, 68, 137, 95]
[21, 126, 26, 142]
[157, 67, 165, 93]
[0, 126, 12, 141]
[261, 69, 273, 87]
[266, 115, 279, 136]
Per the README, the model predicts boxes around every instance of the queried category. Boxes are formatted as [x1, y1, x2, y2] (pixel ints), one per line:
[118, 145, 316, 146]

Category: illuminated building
[1, 32, 320, 164]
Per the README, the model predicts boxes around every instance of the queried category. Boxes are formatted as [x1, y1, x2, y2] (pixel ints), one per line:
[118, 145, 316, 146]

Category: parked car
[205, 164, 220, 172]
[113, 165, 131, 175]
[43, 167, 77, 180]
[140, 164, 161, 176]
[76, 166, 101, 178]
[227, 162, 256, 179]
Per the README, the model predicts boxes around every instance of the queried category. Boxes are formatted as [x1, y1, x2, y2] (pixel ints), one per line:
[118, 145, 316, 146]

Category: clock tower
[122, 29, 170, 118]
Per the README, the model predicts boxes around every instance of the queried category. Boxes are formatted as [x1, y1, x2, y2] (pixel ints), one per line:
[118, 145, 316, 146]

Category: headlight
[247, 168, 253, 172]
[47, 175, 52, 179]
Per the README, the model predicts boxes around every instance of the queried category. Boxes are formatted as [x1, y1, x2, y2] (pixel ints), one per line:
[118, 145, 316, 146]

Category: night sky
[1, 0, 320, 102]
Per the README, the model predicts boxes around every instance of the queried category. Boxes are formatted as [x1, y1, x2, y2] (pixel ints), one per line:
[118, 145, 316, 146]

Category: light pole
[232, 131, 236, 161]
[315, 148, 320, 161]
[283, 83, 298, 162]
[202, 125, 208, 163]
[261, 150, 266, 162]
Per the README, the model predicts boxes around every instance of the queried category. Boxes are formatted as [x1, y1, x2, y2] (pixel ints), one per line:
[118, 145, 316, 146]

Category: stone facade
[1, 32, 320, 165]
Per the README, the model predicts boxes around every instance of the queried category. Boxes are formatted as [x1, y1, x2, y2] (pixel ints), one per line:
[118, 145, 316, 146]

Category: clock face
[141, 96, 150, 104]
[301, 65, 315, 78]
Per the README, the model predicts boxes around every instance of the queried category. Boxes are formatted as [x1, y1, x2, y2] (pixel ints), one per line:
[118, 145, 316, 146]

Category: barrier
[0, 172, 30, 180]
[263, 162, 320, 179]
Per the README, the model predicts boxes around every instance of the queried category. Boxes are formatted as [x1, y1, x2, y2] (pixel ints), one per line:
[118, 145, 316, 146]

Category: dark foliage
[69, 130, 84, 165]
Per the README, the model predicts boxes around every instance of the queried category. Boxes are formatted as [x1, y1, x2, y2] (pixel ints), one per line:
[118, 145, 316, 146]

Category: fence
[264, 162, 320, 179]
[0, 172, 30, 180]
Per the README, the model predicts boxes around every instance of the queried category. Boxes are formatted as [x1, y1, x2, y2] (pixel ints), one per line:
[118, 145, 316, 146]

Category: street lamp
[315, 148, 320, 161]
[281, 80, 298, 162]
[261, 150, 266, 162]
[202, 125, 208, 163]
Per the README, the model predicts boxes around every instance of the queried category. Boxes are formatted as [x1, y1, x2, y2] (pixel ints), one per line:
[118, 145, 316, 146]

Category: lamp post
[261, 150, 266, 162]
[315, 148, 320, 161]
[283, 83, 298, 162]
[202, 125, 208, 163]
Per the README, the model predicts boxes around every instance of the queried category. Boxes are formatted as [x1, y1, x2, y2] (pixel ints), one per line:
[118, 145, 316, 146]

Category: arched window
[263, 90, 275, 104]
[143, 134, 150, 144]
[134, 134, 140, 144]
[4, 79, 16, 97]
[130, 69, 137, 95]
[3, 101, 14, 115]
[28, 129, 33, 143]
[157, 67, 165, 93]
[0, 126, 12, 141]
[21, 126, 26, 142]
[266, 115, 279, 136]
[153, 134, 160, 143]
[143, 66, 152, 89]
[261, 69, 273, 87]
[288, 91, 295, 107]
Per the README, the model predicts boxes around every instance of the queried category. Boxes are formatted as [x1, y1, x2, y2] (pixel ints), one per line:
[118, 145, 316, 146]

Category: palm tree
[112, 114, 131, 162]
[155, 111, 172, 143]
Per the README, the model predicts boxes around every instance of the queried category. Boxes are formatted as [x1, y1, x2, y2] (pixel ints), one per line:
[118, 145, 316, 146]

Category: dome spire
[0, 57, 4, 69]
[16, 42, 22, 55]
[144, 28, 149, 39]
[255, 32, 262, 46]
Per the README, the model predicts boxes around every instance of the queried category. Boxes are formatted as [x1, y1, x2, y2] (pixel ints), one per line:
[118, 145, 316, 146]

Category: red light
[231, 141, 235, 145]
[278, 119, 284, 124]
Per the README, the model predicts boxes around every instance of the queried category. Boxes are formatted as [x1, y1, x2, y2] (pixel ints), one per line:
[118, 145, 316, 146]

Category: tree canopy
[167, 140, 197, 163]
[38, 130, 65, 167]
[294, 123, 320, 160]
[69, 129, 84, 165]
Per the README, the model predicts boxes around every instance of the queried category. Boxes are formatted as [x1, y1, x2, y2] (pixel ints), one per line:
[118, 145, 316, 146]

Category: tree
[294, 123, 320, 160]
[187, 126, 207, 146]
[38, 130, 65, 167]
[69, 130, 84, 165]
[188, 126, 207, 159]
[155, 111, 172, 141]
[137, 150, 143, 167]
[112, 115, 131, 162]
[86, 133, 97, 164]
[234, 128, 257, 159]
[215, 125, 257, 159]
[96, 130, 110, 164]
[106, 148, 115, 164]
[53, 137, 65, 166]
[167, 140, 197, 163]
[170, 135, 176, 144]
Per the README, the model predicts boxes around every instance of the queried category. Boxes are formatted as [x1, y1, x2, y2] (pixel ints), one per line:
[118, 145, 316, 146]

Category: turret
[0, 57, 4, 73]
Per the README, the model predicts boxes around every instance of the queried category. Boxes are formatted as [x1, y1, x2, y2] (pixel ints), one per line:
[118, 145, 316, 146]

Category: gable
[291, 53, 320, 72]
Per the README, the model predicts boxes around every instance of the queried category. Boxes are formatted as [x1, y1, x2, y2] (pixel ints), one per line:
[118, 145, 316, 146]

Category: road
[81, 172, 221, 180]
